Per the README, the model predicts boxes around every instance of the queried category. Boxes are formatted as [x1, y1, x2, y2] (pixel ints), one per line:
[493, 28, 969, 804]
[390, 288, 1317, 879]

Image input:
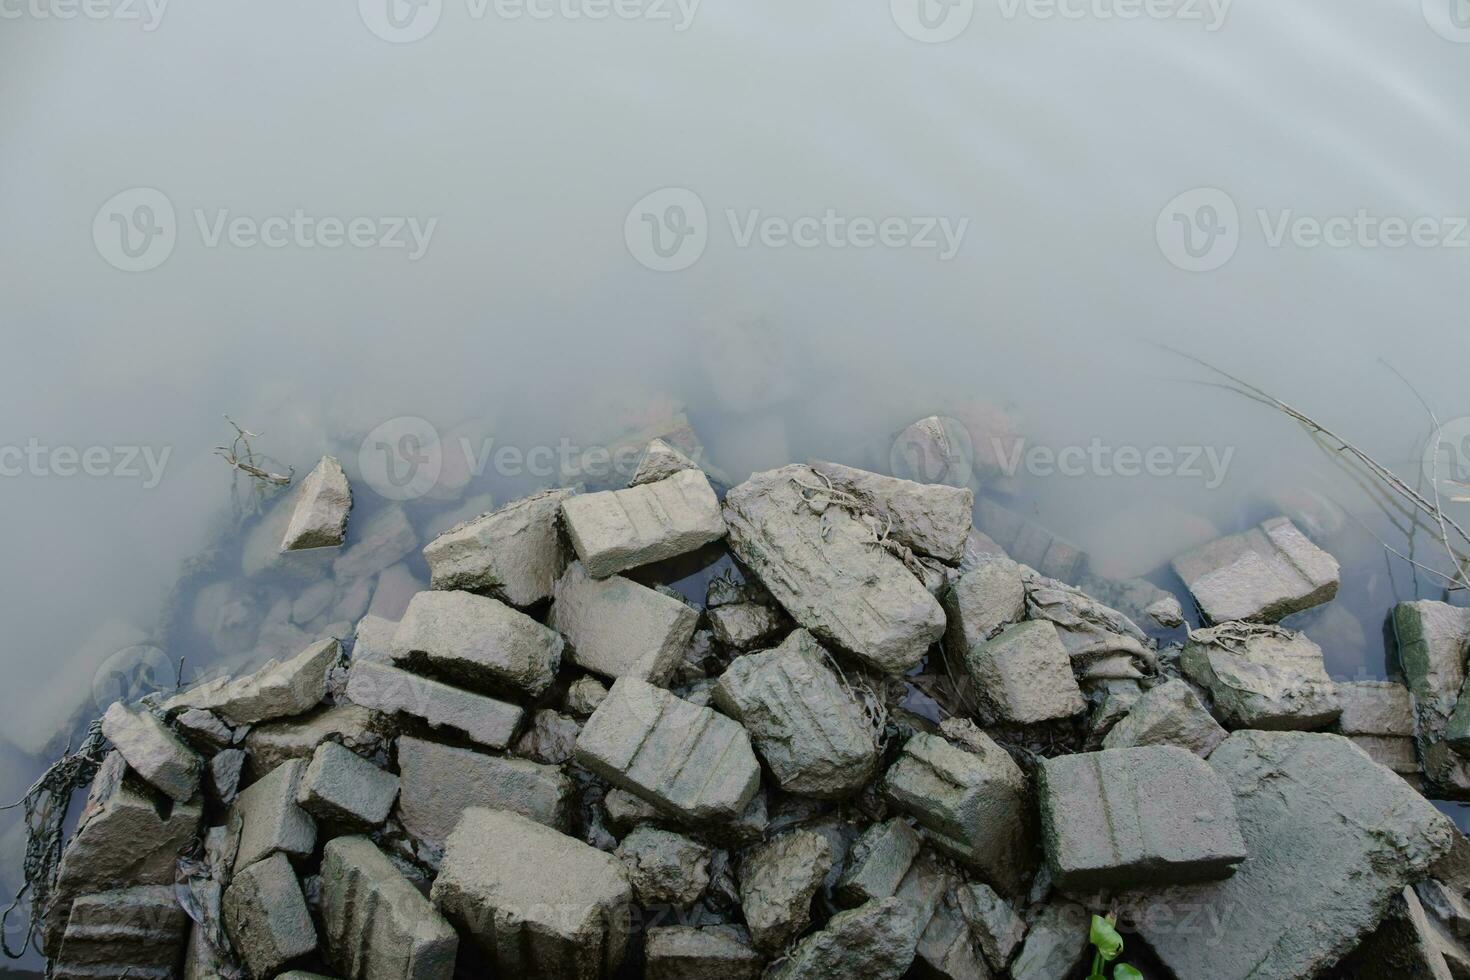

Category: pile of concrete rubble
[32, 429, 1470, 979]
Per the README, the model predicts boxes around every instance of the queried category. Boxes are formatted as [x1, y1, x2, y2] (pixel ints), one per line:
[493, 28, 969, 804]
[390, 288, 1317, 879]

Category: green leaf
[1090, 915, 1124, 961]
[1087, 975, 1107, 980]
[1114, 964, 1144, 980]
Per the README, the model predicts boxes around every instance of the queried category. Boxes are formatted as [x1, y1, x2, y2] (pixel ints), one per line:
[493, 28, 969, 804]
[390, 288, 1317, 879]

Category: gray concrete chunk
[564, 676, 608, 717]
[644, 926, 764, 980]
[1121, 731, 1456, 980]
[722, 465, 946, 674]
[575, 678, 760, 823]
[913, 885, 993, 980]
[1336, 886, 1457, 980]
[334, 505, 418, 582]
[962, 620, 1086, 724]
[430, 808, 633, 979]
[166, 637, 341, 726]
[1172, 516, 1340, 624]
[630, 438, 701, 487]
[53, 886, 188, 980]
[713, 629, 878, 799]
[975, 498, 1087, 581]
[956, 882, 1025, 972]
[707, 602, 786, 650]
[614, 826, 711, 906]
[772, 897, 920, 980]
[738, 830, 833, 953]
[243, 703, 381, 779]
[943, 555, 1025, 655]
[392, 590, 562, 699]
[223, 851, 318, 978]
[1102, 678, 1227, 757]
[422, 488, 574, 607]
[297, 741, 399, 829]
[101, 701, 202, 802]
[808, 460, 974, 563]
[396, 735, 572, 850]
[347, 658, 522, 750]
[1039, 746, 1246, 891]
[549, 562, 699, 684]
[1009, 902, 1089, 980]
[282, 455, 352, 551]
[231, 758, 318, 871]
[1397, 600, 1470, 796]
[561, 469, 727, 578]
[513, 708, 581, 765]
[1182, 622, 1341, 730]
[835, 818, 921, 907]
[320, 835, 458, 980]
[883, 732, 1034, 896]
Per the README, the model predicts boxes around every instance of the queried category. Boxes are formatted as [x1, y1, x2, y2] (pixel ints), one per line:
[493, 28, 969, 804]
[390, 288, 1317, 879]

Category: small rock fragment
[430, 808, 633, 979]
[615, 826, 712, 906]
[575, 678, 760, 824]
[421, 488, 574, 607]
[209, 748, 246, 805]
[550, 562, 699, 684]
[392, 590, 562, 699]
[100, 701, 202, 802]
[807, 460, 974, 563]
[1172, 516, 1340, 624]
[771, 897, 919, 980]
[644, 926, 764, 980]
[166, 637, 341, 726]
[835, 818, 921, 907]
[222, 851, 318, 978]
[281, 455, 352, 551]
[962, 621, 1086, 725]
[173, 707, 235, 751]
[602, 787, 664, 835]
[708, 602, 786, 650]
[513, 708, 581, 765]
[564, 675, 609, 717]
[1008, 901, 1089, 980]
[561, 469, 728, 578]
[347, 658, 522, 751]
[1102, 678, 1227, 756]
[630, 438, 701, 487]
[1182, 622, 1340, 730]
[297, 741, 399, 829]
[231, 759, 318, 871]
[738, 830, 834, 954]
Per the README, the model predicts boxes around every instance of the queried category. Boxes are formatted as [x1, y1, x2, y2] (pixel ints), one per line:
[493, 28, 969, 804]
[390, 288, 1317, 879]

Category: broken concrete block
[333, 505, 417, 582]
[835, 818, 921, 907]
[396, 735, 572, 850]
[1038, 746, 1247, 891]
[575, 677, 760, 823]
[723, 465, 946, 674]
[549, 562, 699, 684]
[166, 637, 341, 726]
[713, 629, 878, 799]
[513, 708, 581, 765]
[231, 758, 318, 871]
[602, 786, 664, 835]
[564, 675, 608, 717]
[347, 658, 522, 751]
[173, 707, 235, 751]
[975, 498, 1087, 582]
[889, 850, 951, 947]
[708, 602, 786, 650]
[1101, 678, 1227, 757]
[772, 897, 919, 980]
[297, 741, 399, 829]
[1397, 600, 1470, 796]
[422, 488, 574, 607]
[222, 851, 318, 978]
[884, 731, 1034, 896]
[1333, 886, 1458, 980]
[1332, 679, 1418, 737]
[392, 590, 562, 699]
[1022, 569, 1156, 671]
[1172, 517, 1339, 624]
[244, 702, 380, 778]
[320, 835, 458, 980]
[1182, 622, 1341, 730]
[942, 555, 1025, 655]
[962, 621, 1086, 724]
[1121, 731, 1455, 980]
[630, 438, 701, 487]
[808, 460, 974, 563]
[100, 701, 202, 802]
[53, 885, 189, 980]
[560, 469, 727, 578]
[614, 826, 711, 906]
[1008, 901, 1089, 980]
[281, 455, 352, 551]
[738, 829, 833, 953]
[644, 926, 764, 980]
[956, 882, 1025, 972]
[430, 808, 633, 979]
[912, 884, 992, 980]
[210, 748, 246, 805]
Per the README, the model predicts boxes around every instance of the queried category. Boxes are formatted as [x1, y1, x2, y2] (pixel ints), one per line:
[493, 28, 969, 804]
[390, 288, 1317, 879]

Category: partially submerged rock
[430, 808, 633, 979]
[1335, 679, 1419, 780]
[281, 455, 352, 551]
[166, 637, 341, 726]
[1101, 677, 1227, 756]
[630, 437, 701, 486]
[392, 590, 562, 699]
[807, 460, 974, 563]
[1181, 622, 1340, 730]
[560, 469, 728, 578]
[222, 851, 318, 978]
[574, 678, 760, 823]
[962, 621, 1086, 725]
[1172, 516, 1339, 624]
[549, 562, 699, 685]
[1038, 745, 1246, 891]
[421, 488, 574, 607]
[713, 629, 878, 799]
[100, 701, 201, 802]
[738, 829, 833, 953]
[722, 465, 945, 674]
[1396, 600, 1470, 796]
[975, 498, 1087, 582]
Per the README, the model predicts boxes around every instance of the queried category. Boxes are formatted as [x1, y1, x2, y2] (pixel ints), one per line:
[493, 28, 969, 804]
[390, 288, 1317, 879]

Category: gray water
[3, 0, 1470, 964]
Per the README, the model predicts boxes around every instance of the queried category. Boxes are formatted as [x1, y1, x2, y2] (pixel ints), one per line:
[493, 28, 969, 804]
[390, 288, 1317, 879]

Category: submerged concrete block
[1172, 517, 1339, 624]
